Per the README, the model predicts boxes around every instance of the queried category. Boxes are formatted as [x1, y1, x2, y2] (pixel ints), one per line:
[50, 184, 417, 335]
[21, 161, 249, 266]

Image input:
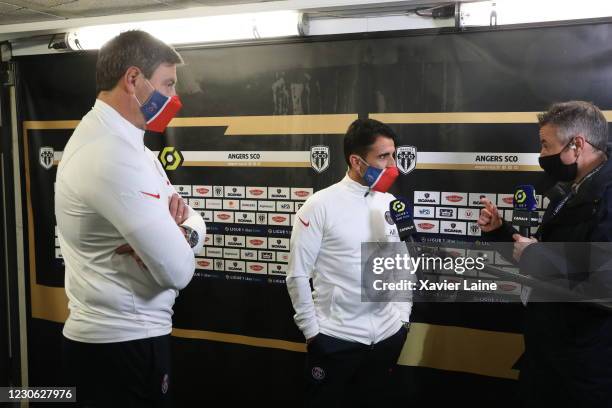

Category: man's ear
[348, 154, 361, 172]
[573, 135, 587, 151]
[121, 66, 140, 93]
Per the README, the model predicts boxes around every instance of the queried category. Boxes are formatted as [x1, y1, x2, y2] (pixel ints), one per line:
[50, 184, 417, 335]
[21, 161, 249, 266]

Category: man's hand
[512, 233, 538, 262]
[478, 197, 503, 232]
[169, 193, 188, 225]
[115, 244, 148, 270]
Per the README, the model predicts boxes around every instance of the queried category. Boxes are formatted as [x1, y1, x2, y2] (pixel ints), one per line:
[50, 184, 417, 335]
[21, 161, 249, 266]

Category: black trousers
[304, 326, 408, 408]
[62, 334, 172, 408]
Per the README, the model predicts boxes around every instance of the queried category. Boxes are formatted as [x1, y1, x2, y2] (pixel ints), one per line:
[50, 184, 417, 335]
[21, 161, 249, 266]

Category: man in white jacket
[55, 30, 205, 407]
[287, 118, 411, 407]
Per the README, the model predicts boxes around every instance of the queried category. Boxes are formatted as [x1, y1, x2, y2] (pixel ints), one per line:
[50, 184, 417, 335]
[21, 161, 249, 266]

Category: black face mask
[538, 140, 577, 182]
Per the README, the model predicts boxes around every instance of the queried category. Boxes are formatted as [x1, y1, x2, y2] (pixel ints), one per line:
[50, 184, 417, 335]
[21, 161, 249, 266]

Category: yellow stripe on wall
[168, 114, 358, 135]
[371, 112, 540, 124]
[399, 323, 523, 380]
[27, 281, 522, 380]
[22, 110, 612, 136]
[22, 120, 80, 130]
[171, 328, 307, 353]
[372, 111, 612, 124]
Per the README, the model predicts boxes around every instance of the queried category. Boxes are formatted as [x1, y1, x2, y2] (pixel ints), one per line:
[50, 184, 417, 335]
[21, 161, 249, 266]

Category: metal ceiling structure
[0, 0, 459, 25]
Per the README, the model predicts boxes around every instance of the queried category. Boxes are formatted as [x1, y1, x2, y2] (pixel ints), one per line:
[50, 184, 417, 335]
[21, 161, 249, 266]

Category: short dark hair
[343, 118, 397, 165]
[537, 101, 608, 152]
[96, 30, 183, 94]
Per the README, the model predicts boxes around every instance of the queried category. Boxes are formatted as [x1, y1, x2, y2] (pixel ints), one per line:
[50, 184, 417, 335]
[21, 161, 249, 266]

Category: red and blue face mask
[359, 157, 399, 193]
[136, 80, 182, 133]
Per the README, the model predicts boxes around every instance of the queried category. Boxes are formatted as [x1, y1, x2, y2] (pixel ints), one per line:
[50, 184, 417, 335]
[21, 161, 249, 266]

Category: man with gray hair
[478, 100, 612, 407]
[56, 30, 205, 406]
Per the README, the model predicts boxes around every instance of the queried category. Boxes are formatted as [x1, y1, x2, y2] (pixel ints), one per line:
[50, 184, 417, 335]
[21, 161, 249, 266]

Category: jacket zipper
[364, 193, 376, 346]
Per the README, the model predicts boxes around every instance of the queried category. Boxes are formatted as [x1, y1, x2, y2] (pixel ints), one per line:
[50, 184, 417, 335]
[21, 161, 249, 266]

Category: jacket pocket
[328, 285, 347, 324]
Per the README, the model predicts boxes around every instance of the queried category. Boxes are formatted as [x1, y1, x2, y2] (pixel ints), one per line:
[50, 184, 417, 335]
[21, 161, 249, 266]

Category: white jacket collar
[92, 99, 145, 151]
[340, 173, 370, 196]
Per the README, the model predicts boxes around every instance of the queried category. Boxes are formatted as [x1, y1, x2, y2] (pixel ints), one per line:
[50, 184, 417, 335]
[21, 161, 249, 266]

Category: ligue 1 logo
[514, 189, 527, 204]
[396, 145, 417, 175]
[391, 200, 406, 213]
[158, 146, 183, 171]
[513, 185, 537, 210]
[310, 145, 330, 173]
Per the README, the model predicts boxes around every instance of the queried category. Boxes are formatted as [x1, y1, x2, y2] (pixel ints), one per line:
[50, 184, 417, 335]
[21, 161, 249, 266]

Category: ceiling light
[66, 10, 304, 50]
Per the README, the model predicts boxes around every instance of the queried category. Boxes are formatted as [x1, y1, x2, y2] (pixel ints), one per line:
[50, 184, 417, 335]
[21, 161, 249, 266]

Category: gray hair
[96, 30, 183, 94]
[537, 101, 608, 152]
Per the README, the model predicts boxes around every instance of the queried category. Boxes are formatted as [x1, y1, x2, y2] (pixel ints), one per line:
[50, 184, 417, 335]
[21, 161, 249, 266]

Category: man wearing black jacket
[478, 101, 612, 408]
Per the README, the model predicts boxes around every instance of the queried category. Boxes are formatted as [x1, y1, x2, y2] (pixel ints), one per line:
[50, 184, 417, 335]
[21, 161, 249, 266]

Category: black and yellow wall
[4, 18, 612, 406]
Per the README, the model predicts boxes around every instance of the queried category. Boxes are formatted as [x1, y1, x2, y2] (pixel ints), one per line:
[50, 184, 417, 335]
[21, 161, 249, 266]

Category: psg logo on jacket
[311, 366, 326, 381]
[384, 211, 395, 225]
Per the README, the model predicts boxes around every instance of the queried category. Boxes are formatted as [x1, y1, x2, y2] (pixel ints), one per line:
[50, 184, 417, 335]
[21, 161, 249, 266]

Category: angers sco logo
[310, 145, 330, 173]
[39, 146, 54, 170]
[158, 146, 183, 171]
[396, 145, 417, 175]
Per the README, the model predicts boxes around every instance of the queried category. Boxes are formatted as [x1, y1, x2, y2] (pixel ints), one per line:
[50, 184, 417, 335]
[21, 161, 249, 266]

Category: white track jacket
[287, 175, 411, 345]
[55, 100, 205, 343]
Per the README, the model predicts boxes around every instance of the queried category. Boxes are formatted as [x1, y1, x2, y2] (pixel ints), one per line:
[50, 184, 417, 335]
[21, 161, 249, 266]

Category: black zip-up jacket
[484, 147, 612, 408]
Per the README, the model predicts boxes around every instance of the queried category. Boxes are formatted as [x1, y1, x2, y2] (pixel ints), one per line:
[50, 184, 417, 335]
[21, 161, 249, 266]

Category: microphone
[389, 197, 417, 242]
[388, 197, 424, 283]
[512, 185, 539, 237]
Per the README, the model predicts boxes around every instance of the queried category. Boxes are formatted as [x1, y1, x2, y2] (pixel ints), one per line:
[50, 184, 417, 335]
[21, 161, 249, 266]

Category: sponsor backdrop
[14, 21, 612, 405]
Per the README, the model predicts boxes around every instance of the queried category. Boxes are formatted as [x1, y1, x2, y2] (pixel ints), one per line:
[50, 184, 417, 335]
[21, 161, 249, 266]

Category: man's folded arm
[83, 158, 195, 290]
